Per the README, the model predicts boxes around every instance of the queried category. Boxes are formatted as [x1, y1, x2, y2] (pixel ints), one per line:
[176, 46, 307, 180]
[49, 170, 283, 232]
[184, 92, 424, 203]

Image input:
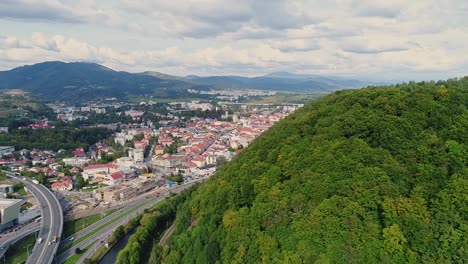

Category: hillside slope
[185, 74, 375, 92]
[152, 78, 468, 263]
[0, 62, 378, 102]
[0, 61, 199, 102]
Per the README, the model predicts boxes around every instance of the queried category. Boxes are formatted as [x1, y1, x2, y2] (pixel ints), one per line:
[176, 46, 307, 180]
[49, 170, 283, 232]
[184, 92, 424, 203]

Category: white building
[62, 157, 91, 167]
[0, 146, 14, 156]
[114, 136, 126, 146]
[129, 148, 144, 163]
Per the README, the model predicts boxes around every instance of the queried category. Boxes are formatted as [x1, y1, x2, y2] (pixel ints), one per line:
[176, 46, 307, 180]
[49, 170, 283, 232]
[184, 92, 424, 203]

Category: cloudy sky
[0, 0, 467, 81]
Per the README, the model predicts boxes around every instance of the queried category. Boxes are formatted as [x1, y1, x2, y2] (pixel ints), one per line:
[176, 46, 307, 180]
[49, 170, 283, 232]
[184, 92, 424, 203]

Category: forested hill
[146, 79, 467, 263]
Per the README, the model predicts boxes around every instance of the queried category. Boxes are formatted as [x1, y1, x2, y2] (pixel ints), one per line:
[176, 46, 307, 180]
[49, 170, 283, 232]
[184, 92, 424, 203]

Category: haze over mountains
[0, 61, 380, 102]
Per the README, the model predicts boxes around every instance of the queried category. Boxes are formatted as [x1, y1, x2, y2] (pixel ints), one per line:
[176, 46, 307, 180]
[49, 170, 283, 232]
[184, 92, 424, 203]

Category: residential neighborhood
[0, 99, 302, 219]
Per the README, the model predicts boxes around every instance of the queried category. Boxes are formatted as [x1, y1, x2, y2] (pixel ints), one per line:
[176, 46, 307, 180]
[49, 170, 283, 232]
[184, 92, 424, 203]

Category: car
[69, 236, 74, 241]
[48, 241, 51, 245]
[0, 246, 5, 250]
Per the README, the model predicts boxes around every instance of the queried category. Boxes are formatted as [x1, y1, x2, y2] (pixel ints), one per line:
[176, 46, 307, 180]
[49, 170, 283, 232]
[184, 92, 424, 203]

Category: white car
[69, 236, 74, 241]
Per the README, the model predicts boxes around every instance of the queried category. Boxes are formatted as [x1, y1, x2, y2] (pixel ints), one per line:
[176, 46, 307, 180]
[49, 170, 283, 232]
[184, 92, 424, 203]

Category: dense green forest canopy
[151, 78, 468, 263]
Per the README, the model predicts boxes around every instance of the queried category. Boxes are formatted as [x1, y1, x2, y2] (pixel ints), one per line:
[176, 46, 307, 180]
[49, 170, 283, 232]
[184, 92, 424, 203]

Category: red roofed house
[192, 156, 205, 167]
[133, 140, 148, 150]
[105, 171, 124, 185]
[51, 179, 73, 191]
[83, 163, 120, 181]
[154, 145, 164, 155]
[72, 148, 86, 157]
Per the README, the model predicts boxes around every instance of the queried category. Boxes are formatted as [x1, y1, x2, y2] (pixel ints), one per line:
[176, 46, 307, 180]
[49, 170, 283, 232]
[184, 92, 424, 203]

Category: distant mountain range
[0, 61, 381, 102]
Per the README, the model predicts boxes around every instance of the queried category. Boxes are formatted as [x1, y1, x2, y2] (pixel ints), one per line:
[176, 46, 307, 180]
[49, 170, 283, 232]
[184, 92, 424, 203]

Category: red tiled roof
[110, 171, 124, 180]
[186, 162, 197, 168]
[193, 156, 204, 162]
[84, 164, 119, 171]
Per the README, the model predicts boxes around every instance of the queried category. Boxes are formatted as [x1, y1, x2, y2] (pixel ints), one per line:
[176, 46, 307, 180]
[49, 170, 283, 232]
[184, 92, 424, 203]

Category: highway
[0, 222, 40, 260]
[5, 171, 63, 264]
[57, 179, 204, 264]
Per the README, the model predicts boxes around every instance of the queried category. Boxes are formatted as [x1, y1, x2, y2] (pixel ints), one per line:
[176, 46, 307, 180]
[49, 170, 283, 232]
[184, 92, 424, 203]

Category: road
[5, 171, 64, 264]
[58, 179, 204, 264]
[0, 222, 40, 260]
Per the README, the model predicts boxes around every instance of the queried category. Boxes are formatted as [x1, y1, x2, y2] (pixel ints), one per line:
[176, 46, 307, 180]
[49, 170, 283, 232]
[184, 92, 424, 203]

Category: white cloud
[0, 0, 467, 80]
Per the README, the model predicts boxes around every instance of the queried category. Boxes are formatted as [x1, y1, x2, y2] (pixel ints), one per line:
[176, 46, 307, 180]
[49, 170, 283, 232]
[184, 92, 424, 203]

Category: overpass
[4, 171, 63, 264]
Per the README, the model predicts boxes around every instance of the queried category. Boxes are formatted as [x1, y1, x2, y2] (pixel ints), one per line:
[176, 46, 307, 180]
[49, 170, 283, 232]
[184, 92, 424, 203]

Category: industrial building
[0, 199, 22, 231]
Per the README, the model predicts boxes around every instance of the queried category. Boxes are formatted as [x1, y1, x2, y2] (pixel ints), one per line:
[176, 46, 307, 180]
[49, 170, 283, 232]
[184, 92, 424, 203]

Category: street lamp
[25, 243, 33, 257]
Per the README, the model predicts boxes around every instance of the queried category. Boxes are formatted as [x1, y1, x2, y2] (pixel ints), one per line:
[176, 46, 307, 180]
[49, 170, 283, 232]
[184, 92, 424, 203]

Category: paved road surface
[5, 172, 64, 264]
[0, 222, 40, 260]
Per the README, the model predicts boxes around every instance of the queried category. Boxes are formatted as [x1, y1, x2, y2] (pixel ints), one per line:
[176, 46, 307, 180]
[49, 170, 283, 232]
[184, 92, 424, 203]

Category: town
[0, 96, 302, 236]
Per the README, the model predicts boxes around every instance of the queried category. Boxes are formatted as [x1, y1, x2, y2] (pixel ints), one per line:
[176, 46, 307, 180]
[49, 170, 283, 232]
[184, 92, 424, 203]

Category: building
[0, 146, 14, 156]
[72, 148, 87, 157]
[62, 157, 91, 167]
[192, 156, 206, 167]
[154, 145, 164, 155]
[51, 180, 73, 191]
[0, 184, 14, 198]
[0, 199, 22, 231]
[95, 185, 137, 202]
[129, 148, 144, 163]
[153, 154, 184, 168]
[114, 136, 126, 146]
[0, 127, 8, 134]
[137, 180, 156, 194]
[105, 171, 124, 186]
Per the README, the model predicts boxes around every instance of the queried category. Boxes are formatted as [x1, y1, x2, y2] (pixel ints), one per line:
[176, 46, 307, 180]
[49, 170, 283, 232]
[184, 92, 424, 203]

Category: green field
[0, 91, 44, 118]
[4, 232, 38, 264]
[63, 208, 119, 239]
[246, 92, 326, 104]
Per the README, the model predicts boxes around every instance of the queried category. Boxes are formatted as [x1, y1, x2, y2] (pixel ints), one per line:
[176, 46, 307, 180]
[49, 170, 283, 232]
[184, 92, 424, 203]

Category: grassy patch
[66, 195, 80, 201]
[20, 201, 33, 212]
[63, 242, 94, 264]
[4, 232, 38, 264]
[63, 208, 119, 238]
[17, 187, 28, 196]
[246, 92, 326, 104]
[80, 187, 97, 192]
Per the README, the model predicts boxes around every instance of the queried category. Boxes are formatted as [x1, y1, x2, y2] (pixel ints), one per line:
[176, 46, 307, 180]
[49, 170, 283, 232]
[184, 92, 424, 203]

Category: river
[98, 228, 137, 264]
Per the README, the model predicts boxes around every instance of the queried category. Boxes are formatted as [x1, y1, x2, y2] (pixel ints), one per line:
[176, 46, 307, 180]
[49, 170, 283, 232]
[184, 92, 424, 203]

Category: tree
[114, 225, 126, 241]
[216, 156, 227, 168]
[36, 172, 46, 184]
[76, 173, 85, 189]
[13, 182, 24, 192]
[0, 171, 6, 181]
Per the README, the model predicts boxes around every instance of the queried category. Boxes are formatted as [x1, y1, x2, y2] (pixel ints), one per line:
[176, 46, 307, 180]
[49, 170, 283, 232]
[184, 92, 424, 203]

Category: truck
[37, 237, 43, 244]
